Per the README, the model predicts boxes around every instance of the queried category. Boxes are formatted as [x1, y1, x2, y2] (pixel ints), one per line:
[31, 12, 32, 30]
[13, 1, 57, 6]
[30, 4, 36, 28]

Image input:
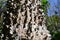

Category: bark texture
[2, 0, 51, 40]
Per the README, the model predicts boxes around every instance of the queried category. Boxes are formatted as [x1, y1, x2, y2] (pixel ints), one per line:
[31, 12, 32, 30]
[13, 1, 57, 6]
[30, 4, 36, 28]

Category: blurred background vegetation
[0, 0, 60, 40]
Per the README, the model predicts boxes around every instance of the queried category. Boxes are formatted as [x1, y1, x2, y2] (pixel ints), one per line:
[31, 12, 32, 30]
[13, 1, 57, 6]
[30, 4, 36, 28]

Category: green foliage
[0, 2, 2, 8]
[42, 0, 48, 6]
[0, 0, 7, 8]
[46, 15, 60, 40]
[47, 15, 60, 31]
[41, 0, 49, 13]
[0, 0, 7, 39]
[51, 32, 60, 40]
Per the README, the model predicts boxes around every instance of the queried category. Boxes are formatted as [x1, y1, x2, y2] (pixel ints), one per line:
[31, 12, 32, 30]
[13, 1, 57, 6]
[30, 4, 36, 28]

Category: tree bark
[2, 0, 51, 40]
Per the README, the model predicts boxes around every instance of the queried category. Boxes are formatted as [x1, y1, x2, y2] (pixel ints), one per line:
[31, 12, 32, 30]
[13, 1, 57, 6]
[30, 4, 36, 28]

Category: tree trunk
[2, 0, 51, 40]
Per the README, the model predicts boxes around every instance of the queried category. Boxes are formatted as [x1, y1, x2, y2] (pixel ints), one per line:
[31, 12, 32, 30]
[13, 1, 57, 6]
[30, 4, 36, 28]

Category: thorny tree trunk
[2, 0, 51, 40]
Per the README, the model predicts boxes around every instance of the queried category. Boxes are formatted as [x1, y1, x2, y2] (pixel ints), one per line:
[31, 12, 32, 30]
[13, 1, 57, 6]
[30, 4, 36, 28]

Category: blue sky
[48, 0, 58, 16]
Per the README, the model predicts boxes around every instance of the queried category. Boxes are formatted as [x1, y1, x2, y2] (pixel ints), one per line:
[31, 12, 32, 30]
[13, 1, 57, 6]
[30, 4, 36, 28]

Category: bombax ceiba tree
[2, 0, 51, 40]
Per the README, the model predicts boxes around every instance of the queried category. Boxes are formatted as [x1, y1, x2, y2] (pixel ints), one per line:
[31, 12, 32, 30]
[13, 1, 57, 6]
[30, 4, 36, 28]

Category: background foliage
[42, 0, 60, 40]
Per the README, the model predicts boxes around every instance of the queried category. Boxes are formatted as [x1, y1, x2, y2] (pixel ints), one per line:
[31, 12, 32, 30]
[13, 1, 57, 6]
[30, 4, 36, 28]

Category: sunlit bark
[2, 0, 51, 40]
